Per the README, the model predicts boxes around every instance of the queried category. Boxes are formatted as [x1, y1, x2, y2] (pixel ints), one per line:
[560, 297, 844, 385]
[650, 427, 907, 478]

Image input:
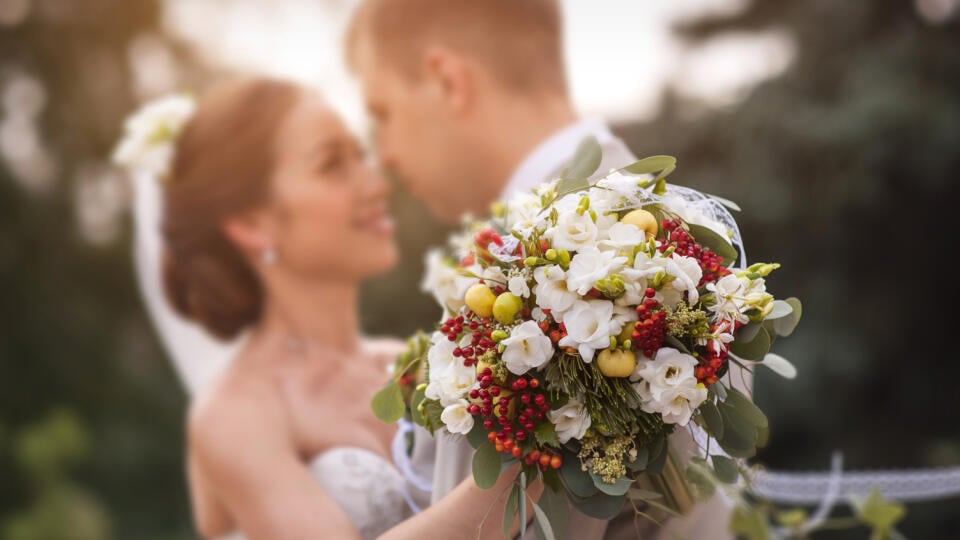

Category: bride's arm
[188, 388, 362, 540]
[378, 464, 543, 540]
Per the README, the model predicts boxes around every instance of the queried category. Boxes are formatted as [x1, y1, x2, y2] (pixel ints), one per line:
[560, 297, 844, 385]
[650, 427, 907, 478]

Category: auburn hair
[161, 78, 301, 340]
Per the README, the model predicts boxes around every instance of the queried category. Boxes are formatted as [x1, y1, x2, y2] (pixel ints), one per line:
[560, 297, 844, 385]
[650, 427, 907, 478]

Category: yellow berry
[464, 283, 496, 318]
[493, 293, 523, 325]
[621, 209, 659, 238]
[597, 349, 637, 378]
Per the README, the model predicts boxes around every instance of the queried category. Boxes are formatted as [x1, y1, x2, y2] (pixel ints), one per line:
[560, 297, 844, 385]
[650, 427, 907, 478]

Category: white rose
[547, 397, 592, 443]
[639, 382, 708, 426]
[558, 300, 616, 362]
[545, 203, 598, 252]
[441, 399, 475, 435]
[501, 321, 555, 375]
[509, 276, 531, 299]
[533, 265, 580, 320]
[565, 247, 627, 296]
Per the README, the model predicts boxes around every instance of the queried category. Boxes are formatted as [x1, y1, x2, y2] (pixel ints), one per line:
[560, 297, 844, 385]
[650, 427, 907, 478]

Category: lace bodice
[216, 447, 411, 540]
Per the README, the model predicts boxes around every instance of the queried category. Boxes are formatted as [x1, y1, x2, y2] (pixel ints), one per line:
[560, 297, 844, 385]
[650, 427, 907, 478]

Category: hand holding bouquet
[374, 137, 802, 537]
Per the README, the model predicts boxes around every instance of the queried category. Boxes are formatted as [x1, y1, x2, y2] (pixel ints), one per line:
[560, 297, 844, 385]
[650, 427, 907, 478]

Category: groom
[347, 1, 736, 538]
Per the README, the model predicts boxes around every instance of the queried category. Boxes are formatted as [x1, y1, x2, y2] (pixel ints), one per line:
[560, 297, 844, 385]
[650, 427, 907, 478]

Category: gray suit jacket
[406, 135, 738, 540]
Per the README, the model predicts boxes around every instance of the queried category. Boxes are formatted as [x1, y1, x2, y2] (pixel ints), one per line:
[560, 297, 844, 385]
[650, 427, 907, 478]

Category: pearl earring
[261, 246, 277, 265]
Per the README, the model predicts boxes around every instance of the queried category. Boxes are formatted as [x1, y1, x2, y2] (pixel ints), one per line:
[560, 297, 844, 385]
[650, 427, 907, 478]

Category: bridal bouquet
[374, 137, 802, 538]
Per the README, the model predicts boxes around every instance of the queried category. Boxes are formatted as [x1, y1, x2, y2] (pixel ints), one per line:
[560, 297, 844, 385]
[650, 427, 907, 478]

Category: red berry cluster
[632, 288, 668, 357]
[695, 349, 726, 386]
[441, 315, 497, 367]
[659, 219, 732, 287]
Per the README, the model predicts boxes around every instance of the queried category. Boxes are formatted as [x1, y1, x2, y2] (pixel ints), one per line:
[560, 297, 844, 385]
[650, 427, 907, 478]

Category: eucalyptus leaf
[519, 478, 528, 538]
[539, 485, 569, 540]
[558, 136, 602, 187]
[731, 506, 772, 540]
[569, 491, 628, 520]
[409, 385, 427, 427]
[628, 447, 649, 471]
[466, 418, 490, 448]
[624, 155, 677, 176]
[685, 462, 717, 500]
[853, 488, 906, 535]
[736, 322, 763, 343]
[590, 471, 633, 496]
[627, 488, 663, 500]
[756, 424, 770, 448]
[764, 300, 794, 320]
[687, 223, 739, 265]
[717, 404, 758, 458]
[709, 382, 728, 401]
[759, 353, 798, 379]
[727, 388, 769, 428]
[530, 499, 556, 540]
[647, 441, 669, 474]
[370, 381, 405, 423]
[730, 326, 771, 360]
[503, 485, 520, 539]
[772, 297, 803, 337]
[542, 468, 563, 492]
[711, 455, 740, 484]
[559, 450, 598, 498]
[472, 442, 501, 489]
[699, 400, 725, 439]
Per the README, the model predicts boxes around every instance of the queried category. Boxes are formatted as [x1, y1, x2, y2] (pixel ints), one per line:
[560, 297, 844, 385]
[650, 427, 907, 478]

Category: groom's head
[347, 0, 572, 222]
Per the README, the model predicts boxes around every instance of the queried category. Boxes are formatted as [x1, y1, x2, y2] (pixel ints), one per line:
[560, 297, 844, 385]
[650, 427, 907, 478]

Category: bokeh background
[1, 0, 958, 538]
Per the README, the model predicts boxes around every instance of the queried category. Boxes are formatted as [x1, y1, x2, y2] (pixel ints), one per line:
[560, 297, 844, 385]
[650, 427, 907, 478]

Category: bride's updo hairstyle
[162, 78, 300, 340]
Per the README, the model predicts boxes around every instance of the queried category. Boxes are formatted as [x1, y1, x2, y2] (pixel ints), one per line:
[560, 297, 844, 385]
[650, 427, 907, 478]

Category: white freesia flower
[509, 275, 531, 299]
[112, 95, 196, 179]
[547, 396, 591, 443]
[558, 300, 617, 362]
[600, 222, 647, 253]
[481, 265, 508, 285]
[532, 265, 580, 320]
[594, 171, 651, 209]
[425, 333, 476, 406]
[440, 399, 475, 435]
[544, 198, 598, 252]
[631, 348, 707, 426]
[566, 247, 627, 295]
[666, 254, 703, 305]
[421, 250, 473, 313]
[501, 321, 554, 375]
[504, 192, 548, 238]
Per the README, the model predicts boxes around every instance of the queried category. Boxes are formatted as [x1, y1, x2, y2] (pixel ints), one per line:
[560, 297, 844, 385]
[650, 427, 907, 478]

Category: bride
[130, 78, 532, 539]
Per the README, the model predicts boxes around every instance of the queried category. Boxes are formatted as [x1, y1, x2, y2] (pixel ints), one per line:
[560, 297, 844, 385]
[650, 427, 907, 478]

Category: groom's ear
[422, 46, 473, 114]
[221, 212, 273, 257]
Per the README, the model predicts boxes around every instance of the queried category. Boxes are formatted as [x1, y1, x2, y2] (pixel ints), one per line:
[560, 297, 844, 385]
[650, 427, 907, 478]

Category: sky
[159, 0, 795, 132]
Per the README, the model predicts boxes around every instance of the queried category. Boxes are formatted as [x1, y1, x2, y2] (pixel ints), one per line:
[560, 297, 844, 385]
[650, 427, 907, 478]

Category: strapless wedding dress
[216, 445, 414, 540]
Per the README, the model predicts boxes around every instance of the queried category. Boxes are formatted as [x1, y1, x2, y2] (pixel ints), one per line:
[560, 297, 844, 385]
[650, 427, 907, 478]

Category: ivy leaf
[687, 223, 739, 265]
[472, 441, 502, 489]
[557, 136, 602, 193]
[370, 381, 405, 423]
[533, 421, 560, 449]
[711, 455, 740, 484]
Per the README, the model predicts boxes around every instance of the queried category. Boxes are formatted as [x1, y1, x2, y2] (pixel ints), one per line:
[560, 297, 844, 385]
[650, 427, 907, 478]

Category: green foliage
[471, 441, 502, 489]
[557, 136, 603, 194]
[370, 381, 405, 423]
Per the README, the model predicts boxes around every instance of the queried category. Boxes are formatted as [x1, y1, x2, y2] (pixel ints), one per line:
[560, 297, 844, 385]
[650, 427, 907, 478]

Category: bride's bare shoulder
[187, 361, 287, 458]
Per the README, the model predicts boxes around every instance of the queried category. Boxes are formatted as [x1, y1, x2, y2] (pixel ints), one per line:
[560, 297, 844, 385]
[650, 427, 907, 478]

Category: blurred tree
[0, 1, 198, 538]
[615, 1, 960, 537]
